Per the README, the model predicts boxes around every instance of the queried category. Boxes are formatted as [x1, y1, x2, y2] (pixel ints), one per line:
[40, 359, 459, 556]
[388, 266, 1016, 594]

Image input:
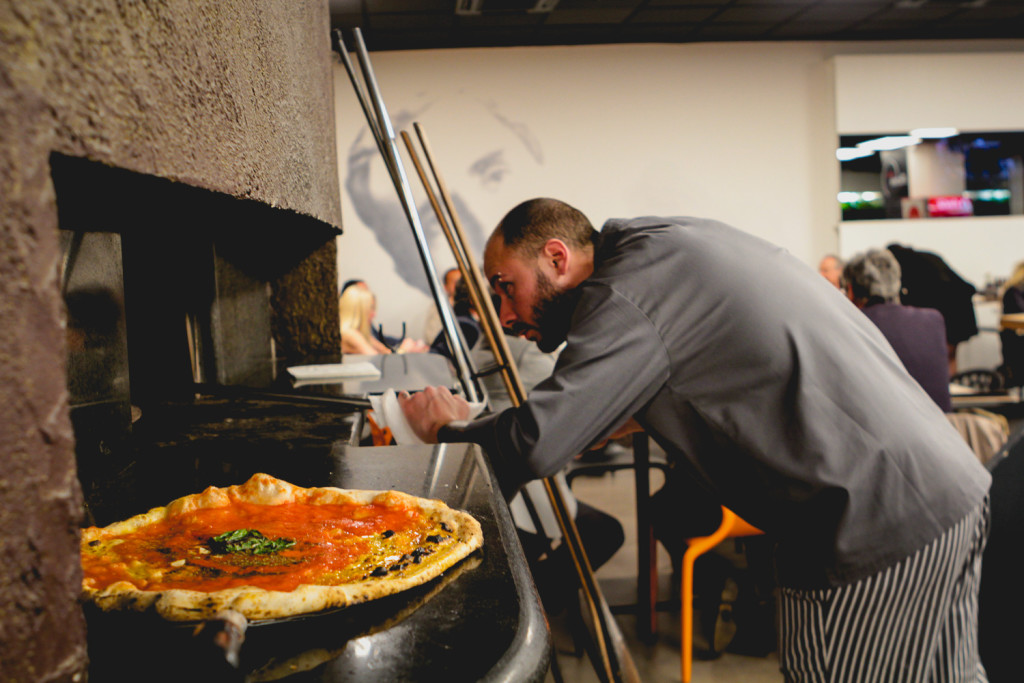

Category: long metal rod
[404, 124, 640, 683]
[399, 130, 501, 364]
[400, 127, 557, 555]
[332, 29, 481, 405]
[333, 32, 388, 172]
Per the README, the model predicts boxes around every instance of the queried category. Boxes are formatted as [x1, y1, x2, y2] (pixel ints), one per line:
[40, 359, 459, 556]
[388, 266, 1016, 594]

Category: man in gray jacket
[401, 197, 991, 682]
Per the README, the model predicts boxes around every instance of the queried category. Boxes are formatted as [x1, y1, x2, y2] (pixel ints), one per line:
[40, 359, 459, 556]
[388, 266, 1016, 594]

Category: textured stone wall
[0, 1, 342, 680]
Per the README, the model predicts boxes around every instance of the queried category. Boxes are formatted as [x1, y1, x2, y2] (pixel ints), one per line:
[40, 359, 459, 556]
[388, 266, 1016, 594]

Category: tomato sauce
[82, 500, 431, 593]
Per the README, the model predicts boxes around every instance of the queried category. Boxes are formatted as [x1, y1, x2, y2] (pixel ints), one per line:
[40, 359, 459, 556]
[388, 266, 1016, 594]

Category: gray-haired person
[844, 248, 952, 412]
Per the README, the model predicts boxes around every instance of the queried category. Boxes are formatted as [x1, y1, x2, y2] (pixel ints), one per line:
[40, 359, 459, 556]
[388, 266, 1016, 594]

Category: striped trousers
[778, 498, 990, 683]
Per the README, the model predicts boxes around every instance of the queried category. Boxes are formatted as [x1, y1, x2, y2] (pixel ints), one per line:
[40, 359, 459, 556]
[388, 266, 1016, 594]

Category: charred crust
[410, 547, 432, 563]
[381, 530, 395, 538]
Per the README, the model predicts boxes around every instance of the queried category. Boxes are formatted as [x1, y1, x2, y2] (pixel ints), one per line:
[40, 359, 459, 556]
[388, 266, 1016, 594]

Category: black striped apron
[778, 498, 990, 683]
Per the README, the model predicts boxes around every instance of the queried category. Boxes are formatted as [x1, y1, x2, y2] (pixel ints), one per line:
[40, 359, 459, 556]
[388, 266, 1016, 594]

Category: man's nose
[499, 299, 517, 328]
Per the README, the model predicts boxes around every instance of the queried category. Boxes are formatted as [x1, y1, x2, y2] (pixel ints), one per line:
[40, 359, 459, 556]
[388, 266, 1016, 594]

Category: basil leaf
[208, 529, 296, 555]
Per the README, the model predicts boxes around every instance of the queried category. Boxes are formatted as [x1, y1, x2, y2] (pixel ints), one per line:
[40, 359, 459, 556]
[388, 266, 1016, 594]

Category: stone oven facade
[0, 2, 343, 679]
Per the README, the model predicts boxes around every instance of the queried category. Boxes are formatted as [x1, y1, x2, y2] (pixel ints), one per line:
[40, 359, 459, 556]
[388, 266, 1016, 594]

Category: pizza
[80, 473, 483, 622]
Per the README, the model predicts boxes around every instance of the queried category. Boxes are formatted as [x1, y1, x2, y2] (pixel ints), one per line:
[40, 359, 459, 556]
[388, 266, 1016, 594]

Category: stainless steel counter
[83, 408, 549, 682]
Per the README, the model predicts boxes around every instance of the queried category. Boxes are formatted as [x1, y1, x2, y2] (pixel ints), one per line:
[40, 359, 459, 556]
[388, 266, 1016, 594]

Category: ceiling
[328, 0, 1024, 52]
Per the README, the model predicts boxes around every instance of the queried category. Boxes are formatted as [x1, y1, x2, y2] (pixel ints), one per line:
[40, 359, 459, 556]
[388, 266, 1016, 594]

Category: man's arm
[399, 286, 669, 496]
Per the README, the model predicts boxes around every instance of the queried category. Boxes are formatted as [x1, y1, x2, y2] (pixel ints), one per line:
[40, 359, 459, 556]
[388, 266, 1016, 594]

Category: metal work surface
[83, 429, 549, 682]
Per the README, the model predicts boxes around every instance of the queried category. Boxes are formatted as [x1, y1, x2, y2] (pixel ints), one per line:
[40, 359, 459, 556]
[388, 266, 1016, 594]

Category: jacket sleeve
[439, 284, 670, 497]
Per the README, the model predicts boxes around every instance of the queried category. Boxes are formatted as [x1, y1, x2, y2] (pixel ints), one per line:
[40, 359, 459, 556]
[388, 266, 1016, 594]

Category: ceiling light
[856, 136, 921, 151]
[836, 147, 875, 161]
[910, 127, 959, 139]
[838, 191, 883, 204]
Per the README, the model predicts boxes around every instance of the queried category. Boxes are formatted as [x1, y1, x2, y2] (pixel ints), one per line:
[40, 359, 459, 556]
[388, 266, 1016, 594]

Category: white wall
[834, 52, 1024, 134]
[333, 39, 1024, 335]
[834, 49, 1024, 293]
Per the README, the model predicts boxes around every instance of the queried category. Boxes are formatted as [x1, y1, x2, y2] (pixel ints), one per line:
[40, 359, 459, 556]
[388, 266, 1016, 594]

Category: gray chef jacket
[445, 217, 991, 589]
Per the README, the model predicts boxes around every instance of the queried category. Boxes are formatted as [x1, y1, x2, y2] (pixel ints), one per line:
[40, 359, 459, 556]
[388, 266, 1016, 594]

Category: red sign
[927, 195, 973, 217]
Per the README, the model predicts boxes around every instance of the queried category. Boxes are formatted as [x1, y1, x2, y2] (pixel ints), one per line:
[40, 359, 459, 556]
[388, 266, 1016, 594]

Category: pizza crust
[81, 473, 483, 622]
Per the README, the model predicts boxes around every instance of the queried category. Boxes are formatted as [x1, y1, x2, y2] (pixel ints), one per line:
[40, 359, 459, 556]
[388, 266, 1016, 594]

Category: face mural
[343, 92, 545, 296]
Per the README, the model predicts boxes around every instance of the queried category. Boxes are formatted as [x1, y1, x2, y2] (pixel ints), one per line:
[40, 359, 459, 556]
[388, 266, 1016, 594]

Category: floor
[541, 452, 783, 683]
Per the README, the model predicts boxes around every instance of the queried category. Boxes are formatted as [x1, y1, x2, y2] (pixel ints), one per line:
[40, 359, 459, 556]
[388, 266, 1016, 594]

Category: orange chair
[681, 506, 764, 683]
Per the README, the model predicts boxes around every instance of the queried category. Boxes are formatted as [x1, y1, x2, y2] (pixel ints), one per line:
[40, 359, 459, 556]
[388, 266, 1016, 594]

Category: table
[285, 353, 460, 398]
[83, 424, 550, 682]
[951, 392, 1021, 409]
[274, 353, 459, 406]
[1001, 313, 1024, 331]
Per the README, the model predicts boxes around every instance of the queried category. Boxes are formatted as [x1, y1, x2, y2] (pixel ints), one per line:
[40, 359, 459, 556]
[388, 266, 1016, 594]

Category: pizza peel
[402, 121, 641, 683]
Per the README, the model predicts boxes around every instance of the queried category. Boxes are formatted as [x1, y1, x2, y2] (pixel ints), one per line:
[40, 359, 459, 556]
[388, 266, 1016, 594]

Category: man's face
[485, 238, 577, 353]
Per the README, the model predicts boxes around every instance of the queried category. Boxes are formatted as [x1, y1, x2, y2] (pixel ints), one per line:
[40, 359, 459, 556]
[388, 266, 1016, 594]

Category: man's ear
[541, 238, 571, 276]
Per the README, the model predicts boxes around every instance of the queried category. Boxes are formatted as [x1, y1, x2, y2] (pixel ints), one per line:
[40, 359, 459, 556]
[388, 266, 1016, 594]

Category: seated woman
[339, 282, 427, 355]
[843, 249, 952, 412]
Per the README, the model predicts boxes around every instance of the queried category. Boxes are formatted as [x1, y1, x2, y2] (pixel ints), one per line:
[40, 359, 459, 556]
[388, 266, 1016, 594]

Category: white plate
[286, 362, 381, 382]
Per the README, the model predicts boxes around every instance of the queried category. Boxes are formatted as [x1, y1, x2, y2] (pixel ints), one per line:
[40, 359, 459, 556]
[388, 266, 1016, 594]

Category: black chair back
[979, 422, 1024, 682]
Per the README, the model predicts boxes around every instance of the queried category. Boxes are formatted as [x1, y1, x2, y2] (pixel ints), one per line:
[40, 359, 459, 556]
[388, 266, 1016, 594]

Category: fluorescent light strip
[910, 127, 958, 139]
[838, 191, 882, 203]
[856, 135, 921, 151]
[837, 147, 875, 161]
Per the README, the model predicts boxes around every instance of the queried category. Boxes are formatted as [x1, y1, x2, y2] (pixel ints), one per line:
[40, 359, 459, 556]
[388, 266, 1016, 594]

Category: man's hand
[397, 386, 471, 443]
[608, 417, 643, 440]
[588, 417, 644, 451]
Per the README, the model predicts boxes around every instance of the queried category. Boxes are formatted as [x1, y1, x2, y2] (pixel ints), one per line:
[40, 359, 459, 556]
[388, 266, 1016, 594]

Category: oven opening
[53, 153, 351, 526]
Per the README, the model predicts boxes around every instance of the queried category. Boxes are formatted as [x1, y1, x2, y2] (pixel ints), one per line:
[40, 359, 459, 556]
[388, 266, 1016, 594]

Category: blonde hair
[1004, 261, 1024, 294]
[339, 285, 376, 340]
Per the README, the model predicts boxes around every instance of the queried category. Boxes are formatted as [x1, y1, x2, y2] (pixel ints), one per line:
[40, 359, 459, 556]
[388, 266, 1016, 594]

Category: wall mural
[343, 94, 545, 300]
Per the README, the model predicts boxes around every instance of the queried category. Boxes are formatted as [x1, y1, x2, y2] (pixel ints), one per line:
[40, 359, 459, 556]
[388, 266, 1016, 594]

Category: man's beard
[530, 269, 580, 353]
